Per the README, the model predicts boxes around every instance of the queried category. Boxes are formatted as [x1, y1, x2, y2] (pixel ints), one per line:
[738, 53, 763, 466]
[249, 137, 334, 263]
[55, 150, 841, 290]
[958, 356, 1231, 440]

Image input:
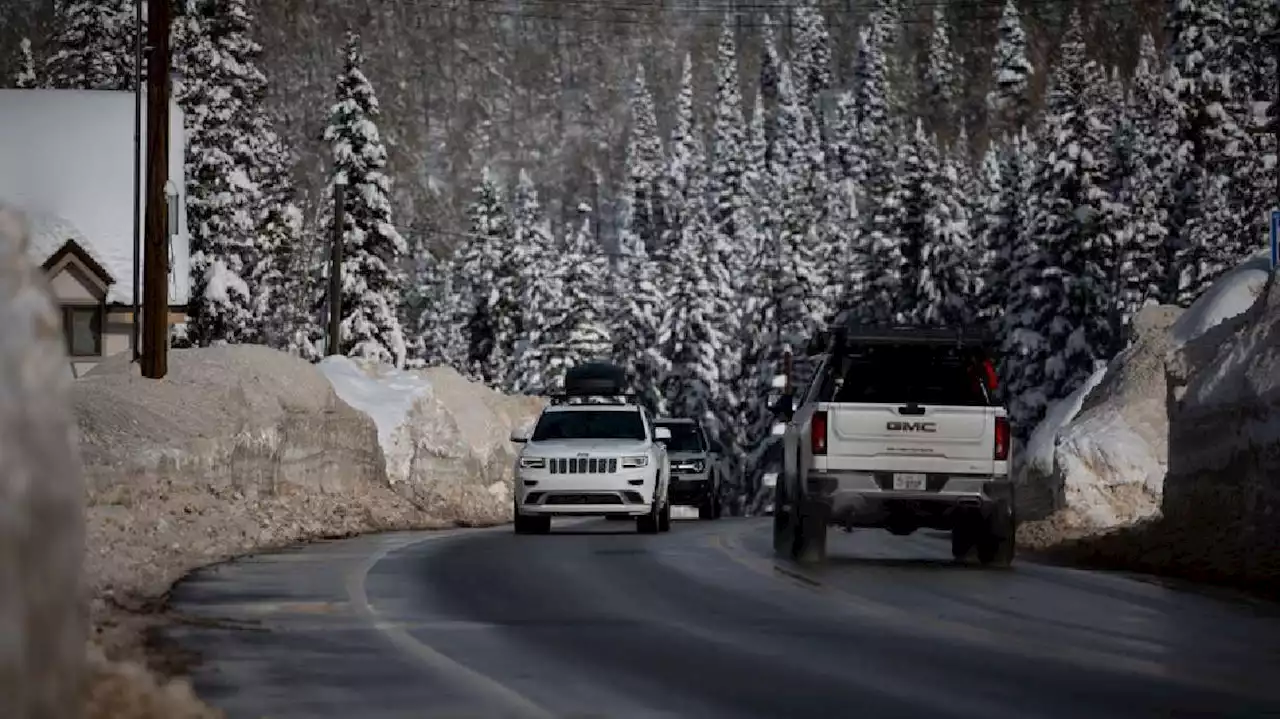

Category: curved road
[167, 518, 1280, 719]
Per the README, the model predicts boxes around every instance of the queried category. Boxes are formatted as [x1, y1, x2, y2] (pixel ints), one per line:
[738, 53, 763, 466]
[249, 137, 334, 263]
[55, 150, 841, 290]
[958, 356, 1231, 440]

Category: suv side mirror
[654, 426, 672, 442]
[509, 427, 530, 443]
[771, 392, 794, 421]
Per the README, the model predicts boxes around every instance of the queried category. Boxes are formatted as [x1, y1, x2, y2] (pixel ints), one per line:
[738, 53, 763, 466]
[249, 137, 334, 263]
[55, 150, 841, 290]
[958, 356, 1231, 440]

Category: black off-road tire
[791, 502, 828, 565]
[658, 500, 672, 532]
[773, 485, 794, 557]
[951, 521, 976, 561]
[977, 504, 1016, 568]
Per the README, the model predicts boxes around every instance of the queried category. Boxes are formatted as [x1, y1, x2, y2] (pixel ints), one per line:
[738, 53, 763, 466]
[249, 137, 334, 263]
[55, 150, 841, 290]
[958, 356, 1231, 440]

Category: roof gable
[42, 238, 115, 285]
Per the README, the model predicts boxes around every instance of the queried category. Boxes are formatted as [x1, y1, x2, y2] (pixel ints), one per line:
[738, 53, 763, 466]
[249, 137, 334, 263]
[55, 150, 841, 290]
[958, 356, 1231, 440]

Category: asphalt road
[166, 517, 1280, 719]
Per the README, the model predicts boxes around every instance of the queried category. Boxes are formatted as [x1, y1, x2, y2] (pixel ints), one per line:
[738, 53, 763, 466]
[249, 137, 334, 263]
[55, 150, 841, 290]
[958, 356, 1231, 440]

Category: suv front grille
[549, 457, 619, 474]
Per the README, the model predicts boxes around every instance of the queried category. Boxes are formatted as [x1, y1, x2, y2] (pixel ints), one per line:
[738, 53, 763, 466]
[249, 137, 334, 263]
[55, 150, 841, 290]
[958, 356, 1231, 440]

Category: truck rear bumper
[804, 471, 1013, 529]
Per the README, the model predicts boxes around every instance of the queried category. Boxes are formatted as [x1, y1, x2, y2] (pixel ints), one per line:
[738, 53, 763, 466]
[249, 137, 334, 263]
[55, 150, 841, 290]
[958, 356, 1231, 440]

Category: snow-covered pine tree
[538, 206, 613, 391]
[178, 0, 267, 347]
[44, 0, 135, 90]
[314, 31, 409, 368]
[986, 0, 1034, 138]
[734, 90, 778, 456]
[971, 138, 1004, 326]
[707, 19, 750, 430]
[758, 15, 782, 154]
[13, 38, 38, 88]
[1005, 13, 1111, 432]
[918, 127, 975, 326]
[790, 0, 833, 137]
[251, 117, 310, 353]
[922, 7, 960, 140]
[983, 128, 1034, 330]
[658, 52, 729, 436]
[502, 172, 565, 393]
[454, 167, 515, 385]
[771, 61, 828, 389]
[1166, 0, 1249, 302]
[412, 252, 469, 371]
[619, 62, 665, 256]
[1127, 33, 1179, 307]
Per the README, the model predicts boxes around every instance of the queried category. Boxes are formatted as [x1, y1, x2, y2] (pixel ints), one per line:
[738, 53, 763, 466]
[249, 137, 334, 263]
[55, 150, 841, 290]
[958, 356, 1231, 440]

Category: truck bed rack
[808, 323, 998, 356]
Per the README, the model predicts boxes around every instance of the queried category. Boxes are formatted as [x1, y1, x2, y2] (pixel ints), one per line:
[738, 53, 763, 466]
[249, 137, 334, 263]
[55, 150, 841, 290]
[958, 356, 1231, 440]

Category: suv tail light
[811, 410, 828, 455]
[994, 416, 1010, 461]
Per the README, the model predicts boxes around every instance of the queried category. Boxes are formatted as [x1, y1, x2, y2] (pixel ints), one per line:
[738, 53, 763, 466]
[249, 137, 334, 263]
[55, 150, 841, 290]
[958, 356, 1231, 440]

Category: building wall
[44, 254, 184, 378]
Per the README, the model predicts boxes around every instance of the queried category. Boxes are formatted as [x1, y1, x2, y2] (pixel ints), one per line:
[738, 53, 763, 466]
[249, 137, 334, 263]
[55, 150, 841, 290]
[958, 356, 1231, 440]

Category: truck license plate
[892, 473, 927, 491]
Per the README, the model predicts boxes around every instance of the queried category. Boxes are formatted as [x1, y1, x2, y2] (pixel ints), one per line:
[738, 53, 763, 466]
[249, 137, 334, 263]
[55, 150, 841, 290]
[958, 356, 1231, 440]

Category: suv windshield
[531, 410, 647, 441]
[655, 422, 707, 452]
[830, 346, 992, 407]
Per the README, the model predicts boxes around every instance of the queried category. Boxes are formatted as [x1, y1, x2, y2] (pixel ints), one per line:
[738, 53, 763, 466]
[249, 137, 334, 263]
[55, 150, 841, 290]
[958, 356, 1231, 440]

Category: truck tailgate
[820, 402, 998, 472]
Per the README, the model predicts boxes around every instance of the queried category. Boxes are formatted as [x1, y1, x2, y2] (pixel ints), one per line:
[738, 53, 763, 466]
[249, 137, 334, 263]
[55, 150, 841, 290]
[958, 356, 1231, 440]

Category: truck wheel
[950, 523, 975, 561]
[699, 495, 718, 520]
[772, 487, 794, 557]
[977, 505, 1016, 568]
[791, 504, 828, 565]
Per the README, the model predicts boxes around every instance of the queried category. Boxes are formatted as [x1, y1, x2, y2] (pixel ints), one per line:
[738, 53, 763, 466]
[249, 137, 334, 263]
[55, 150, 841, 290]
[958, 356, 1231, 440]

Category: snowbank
[320, 357, 545, 524]
[0, 203, 85, 718]
[1015, 364, 1107, 520]
[1018, 248, 1274, 539]
[1157, 265, 1280, 590]
[1170, 249, 1271, 348]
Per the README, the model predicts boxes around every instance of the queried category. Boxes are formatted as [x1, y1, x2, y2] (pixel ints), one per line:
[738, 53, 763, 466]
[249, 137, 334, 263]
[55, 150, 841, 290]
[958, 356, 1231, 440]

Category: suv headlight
[671, 459, 707, 473]
[621, 455, 649, 468]
[519, 457, 546, 469]
[690, 459, 706, 473]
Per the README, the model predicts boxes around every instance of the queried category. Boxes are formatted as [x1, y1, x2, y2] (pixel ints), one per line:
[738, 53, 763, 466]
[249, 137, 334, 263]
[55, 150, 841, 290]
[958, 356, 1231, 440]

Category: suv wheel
[658, 500, 672, 532]
[513, 499, 551, 535]
[698, 494, 718, 520]
[637, 499, 662, 534]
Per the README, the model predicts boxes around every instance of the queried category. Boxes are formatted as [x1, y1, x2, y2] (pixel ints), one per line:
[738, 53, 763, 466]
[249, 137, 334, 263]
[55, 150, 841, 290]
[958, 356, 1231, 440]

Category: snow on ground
[320, 357, 545, 523]
[1022, 364, 1108, 477]
[320, 355, 432, 484]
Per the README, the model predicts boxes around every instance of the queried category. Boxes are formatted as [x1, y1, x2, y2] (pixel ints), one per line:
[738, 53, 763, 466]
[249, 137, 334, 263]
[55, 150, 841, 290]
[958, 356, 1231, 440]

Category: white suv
[510, 364, 672, 534]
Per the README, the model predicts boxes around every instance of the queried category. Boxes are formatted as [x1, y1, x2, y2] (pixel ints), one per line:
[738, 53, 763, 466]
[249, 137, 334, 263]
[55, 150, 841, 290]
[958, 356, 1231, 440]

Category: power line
[411, 0, 1141, 28]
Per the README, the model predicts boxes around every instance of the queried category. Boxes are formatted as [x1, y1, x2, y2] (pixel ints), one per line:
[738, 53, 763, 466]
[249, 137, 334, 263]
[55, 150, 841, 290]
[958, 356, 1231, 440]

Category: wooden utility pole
[325, 180, 347, 356]
[140, 0, 172, 379]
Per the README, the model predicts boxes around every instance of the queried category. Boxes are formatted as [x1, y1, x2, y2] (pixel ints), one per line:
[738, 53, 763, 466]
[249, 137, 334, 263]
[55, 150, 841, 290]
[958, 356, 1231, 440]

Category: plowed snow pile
[319, 356, 545, 524]
[1021, 251, 1280, 596]
[1018, 252, 1272, 550]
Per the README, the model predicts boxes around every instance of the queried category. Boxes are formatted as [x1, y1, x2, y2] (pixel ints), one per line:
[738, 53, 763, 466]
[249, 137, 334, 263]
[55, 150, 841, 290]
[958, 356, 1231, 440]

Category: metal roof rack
[808, 322, 997, 356]
[548, 393, 640, 406]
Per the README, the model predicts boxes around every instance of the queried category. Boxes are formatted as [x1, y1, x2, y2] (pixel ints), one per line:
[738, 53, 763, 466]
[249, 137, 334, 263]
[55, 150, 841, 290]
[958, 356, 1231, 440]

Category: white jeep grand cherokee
[510, 363, 672, 535]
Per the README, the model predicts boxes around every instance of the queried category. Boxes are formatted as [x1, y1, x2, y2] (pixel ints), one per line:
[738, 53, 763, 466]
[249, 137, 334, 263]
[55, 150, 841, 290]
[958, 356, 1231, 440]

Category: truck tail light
[811, 410, 827, 456]
[994, 416, 1010, 461]
[982, 358, 999, 391]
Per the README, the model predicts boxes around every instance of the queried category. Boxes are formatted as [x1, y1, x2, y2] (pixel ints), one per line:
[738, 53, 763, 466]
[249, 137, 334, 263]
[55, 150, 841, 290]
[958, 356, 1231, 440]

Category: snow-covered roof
[23, 211, 111, 275]
[0, 89, 190, 305]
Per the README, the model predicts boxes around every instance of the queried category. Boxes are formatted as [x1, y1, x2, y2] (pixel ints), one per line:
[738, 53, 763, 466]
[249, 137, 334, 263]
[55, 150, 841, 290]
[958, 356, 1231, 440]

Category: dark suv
[654, 418, 721, 520]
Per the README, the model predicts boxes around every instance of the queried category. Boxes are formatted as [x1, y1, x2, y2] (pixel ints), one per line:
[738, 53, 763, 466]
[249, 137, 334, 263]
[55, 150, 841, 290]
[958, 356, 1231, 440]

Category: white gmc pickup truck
[772, 325, 1014, 567]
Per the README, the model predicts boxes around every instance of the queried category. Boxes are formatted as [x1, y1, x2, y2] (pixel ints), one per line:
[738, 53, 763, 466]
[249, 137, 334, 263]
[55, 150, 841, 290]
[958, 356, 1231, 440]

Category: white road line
[343, 527, 559, 719]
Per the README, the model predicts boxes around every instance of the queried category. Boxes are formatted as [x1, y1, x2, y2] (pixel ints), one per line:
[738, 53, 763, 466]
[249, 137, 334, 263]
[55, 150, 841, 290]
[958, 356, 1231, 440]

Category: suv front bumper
[516, 467, 658, 517]
[669, 471, 712, 505]
[802, 471, 1013, 528]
